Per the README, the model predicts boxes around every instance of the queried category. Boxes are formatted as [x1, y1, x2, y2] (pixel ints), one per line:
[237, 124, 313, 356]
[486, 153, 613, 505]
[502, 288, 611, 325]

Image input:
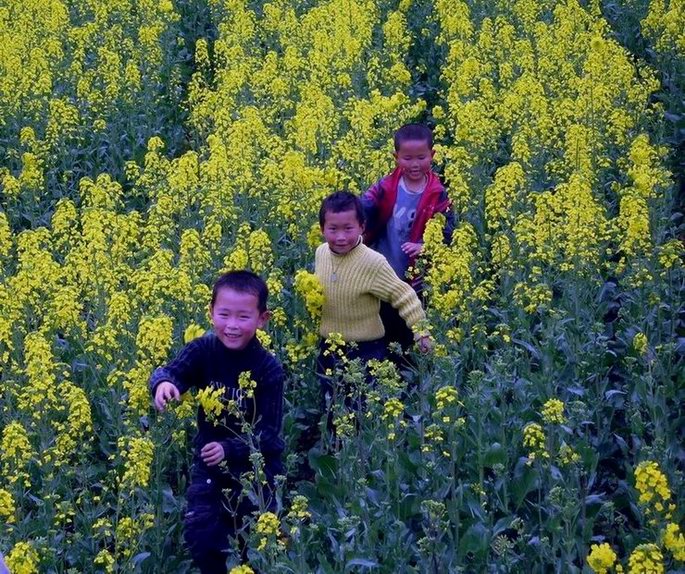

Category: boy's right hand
[154, 382, 180, 411]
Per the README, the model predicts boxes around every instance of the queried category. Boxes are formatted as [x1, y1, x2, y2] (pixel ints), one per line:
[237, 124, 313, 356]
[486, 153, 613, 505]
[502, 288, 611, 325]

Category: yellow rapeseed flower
[294, 269, 324, 319]
[238, 370, 257, 398]
[184, 323, 206, 343]
[634, 461, 672, 514]
[1, 421, 34, 486]
[5, 541, 40, 574]
[587, 543, 617, 574]
[541, 398, 566, 424]
[632, 332, 648, 356]
[255, 511, 281, 551]
[627, 544, 664, 573]
[0, 487, 16, 523]
[197, 386, 225, 423]
[287, 495, 312, 521]
[663, 522, 685, 561]
[522, 422, 549, 464]
[435, 386, 459, 410]
[93, 549, 115, 574]
[119, 436, 155, 491]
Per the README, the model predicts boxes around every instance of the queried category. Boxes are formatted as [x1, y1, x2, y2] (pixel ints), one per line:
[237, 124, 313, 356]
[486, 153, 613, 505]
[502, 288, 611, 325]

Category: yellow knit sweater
[315, 241, 426, 342]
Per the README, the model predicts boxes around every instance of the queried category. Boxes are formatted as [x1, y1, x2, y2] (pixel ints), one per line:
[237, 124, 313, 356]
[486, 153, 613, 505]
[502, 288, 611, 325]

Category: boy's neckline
[400, 175, 427, 194]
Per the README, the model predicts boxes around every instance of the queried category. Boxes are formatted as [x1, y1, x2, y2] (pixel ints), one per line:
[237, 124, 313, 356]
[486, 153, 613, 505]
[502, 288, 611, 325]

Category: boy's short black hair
[211, 270, 268, 312]
[319, 191, 365, 228]
[394, 123, 433, 151]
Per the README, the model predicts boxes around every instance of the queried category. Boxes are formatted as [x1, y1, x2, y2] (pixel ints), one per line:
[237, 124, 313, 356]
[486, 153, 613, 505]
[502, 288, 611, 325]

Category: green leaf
[346, 558, 379, 569]
[484, 442, 507, 467]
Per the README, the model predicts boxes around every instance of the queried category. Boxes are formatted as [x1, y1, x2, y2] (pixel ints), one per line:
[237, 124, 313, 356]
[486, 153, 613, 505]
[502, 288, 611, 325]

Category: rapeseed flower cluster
[255, 511, 283, 551]
[423, 424, 446, 455]
[5, 541, 40, 574]
[435, 386, 459, 411]
[633, 333, 649, 356]
[1, 421, 34, 486]
[0, 487, 16, 523]
[634, 461, 672, 516]
[287, 495, 312, 521]
[522, 423, 549, 464]
[541, 398, 566, 424]
[197, 386, 225, 424]
[558, 443, 581, 466]
[627, 544, 664, 574]
[641, 0, 685, 56]
[184, 323, 206, 343]
[663, 522, 685, 561]
[333, 413, 356, 439]
[382, 398, 406, 441]
[239, 370, 258, 399]
[119, 436, 155, 492]
[93, 549, 115, 573]
[294, 270, 325, 320]
[587, 543, 618, 574]
[114, 513, 155, 560]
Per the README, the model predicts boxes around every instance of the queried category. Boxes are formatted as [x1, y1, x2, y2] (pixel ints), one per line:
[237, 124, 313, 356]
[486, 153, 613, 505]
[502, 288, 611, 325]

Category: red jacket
[361, 166, 453, 269]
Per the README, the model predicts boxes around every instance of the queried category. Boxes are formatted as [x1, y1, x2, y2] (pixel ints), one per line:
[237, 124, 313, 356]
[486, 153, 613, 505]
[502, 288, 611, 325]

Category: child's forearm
[372, 261, 427, 330]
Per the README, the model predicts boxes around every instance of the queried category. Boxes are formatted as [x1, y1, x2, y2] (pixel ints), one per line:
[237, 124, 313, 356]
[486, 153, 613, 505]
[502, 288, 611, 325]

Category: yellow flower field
[0, 0, 683, 571]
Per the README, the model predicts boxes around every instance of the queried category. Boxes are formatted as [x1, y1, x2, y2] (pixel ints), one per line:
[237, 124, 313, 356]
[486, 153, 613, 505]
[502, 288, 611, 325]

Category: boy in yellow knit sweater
[314, 191, 431, 404]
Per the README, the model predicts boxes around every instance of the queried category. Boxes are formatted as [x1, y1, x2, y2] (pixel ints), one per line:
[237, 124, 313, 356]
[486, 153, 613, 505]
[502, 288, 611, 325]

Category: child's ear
[393, 150, 399, 163]
[257, 310, 270, 329]
[430, 148, 436, 159]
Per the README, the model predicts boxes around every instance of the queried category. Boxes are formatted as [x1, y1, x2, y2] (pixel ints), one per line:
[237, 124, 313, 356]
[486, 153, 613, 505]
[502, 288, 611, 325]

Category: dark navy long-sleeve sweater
[149, 333, 285, 480]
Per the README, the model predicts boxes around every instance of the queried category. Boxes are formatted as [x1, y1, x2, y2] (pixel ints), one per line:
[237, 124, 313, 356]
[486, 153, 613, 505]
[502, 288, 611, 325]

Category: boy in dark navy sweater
[150, 270, 284, 574]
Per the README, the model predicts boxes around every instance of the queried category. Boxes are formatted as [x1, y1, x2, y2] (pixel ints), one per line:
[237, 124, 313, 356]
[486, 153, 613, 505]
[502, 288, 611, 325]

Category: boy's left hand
[200, 442, 225, 466]
[416, 334, 433, 354]
[401, 242, 423, 258]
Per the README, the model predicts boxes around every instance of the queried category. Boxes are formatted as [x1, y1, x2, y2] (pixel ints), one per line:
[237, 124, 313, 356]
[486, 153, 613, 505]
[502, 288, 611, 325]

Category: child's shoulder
[182, 331, 219, 357]
[315, 242, 329, 263]
[250, 340, 285, 381]
[357, 242, 388, 267]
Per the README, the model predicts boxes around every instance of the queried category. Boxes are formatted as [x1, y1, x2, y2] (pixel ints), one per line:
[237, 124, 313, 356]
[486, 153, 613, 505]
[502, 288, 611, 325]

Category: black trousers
[183, 465, 272, 574]
[379, 301, 415, 351]
[316, 337, 388, 407]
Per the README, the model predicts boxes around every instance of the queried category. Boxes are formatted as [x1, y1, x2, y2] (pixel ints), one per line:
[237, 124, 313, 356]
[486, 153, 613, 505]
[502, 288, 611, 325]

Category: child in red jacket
[361, 124, 454, 357]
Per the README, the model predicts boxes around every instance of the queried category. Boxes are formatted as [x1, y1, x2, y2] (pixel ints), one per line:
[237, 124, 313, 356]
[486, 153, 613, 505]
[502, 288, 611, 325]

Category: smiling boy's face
[394, 139, 435, 185]
[321, 208, 364, 254]
[209, 287, 268, 350]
